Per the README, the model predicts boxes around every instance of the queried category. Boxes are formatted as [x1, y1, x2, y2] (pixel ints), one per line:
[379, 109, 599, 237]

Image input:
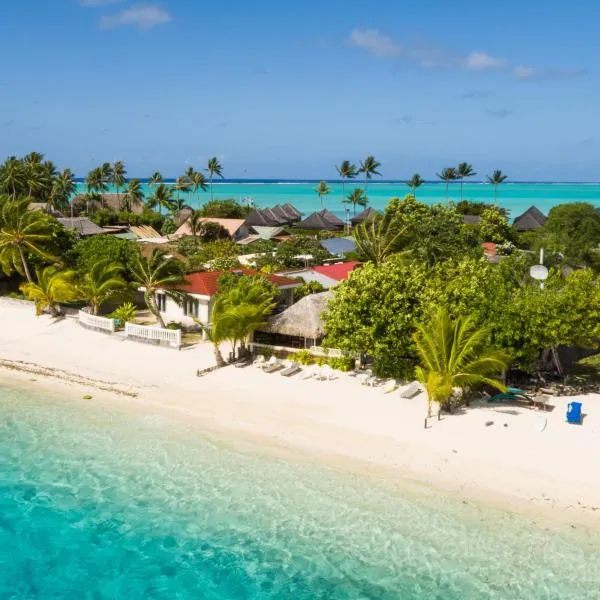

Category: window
[156, 294, 166, 312]
[183, 298, 199, 318]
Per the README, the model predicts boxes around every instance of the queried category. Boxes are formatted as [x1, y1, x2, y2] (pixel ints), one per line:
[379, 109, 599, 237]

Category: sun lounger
[400, 381, 421, 399]
[234, 358, 251, 368]
[263, 358, 284, 373]
[281, 362, 301, 377]
[320, 365, 336, 380]
[566, 401, 582, 424]
[253, 355, 266, 368]
[383, 379, 397, 394]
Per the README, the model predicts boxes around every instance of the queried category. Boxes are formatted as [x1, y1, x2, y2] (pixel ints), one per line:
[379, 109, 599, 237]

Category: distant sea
[74, 180, 600, 220]
[2, 383, 600, 599]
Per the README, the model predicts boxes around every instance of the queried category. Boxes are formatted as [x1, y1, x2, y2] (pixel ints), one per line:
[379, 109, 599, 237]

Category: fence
[78, 310, 116, 333]
[124, 322, 181, 349]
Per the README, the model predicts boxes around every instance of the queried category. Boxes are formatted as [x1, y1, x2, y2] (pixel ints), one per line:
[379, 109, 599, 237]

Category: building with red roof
[277, 261, 360, 289]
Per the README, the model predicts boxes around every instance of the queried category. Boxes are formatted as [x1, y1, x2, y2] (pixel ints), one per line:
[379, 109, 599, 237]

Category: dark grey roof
[350, 207, 378, 225]
[57, 217, 105, 236]
[282, 203, 303, 218]
[272, 204, 301, 222]
[462, 214, 482, 224]
[513, 206, 547, 231]
[299, 209, 345, 230]
[245, 209, 276, 227]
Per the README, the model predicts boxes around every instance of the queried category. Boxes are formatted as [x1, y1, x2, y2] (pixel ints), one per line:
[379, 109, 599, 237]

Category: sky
[0, 0, 598, 180]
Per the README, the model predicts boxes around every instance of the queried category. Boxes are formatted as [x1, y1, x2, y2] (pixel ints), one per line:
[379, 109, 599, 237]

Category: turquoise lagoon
[75, 180, 600, 221]
[1, 382, 600, 599]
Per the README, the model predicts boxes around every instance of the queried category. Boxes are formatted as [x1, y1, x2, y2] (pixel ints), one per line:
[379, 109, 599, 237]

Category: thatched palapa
[299, 209, 345, 230]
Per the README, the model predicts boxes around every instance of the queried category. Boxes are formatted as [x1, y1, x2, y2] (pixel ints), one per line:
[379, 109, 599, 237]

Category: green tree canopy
[198, 199, 252, 218]
[67, 235, 139, 279]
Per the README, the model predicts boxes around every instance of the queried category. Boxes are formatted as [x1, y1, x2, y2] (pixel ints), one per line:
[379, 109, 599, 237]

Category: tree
[170, 197, 192, 221]
[486, 169, 508, 202]
[68, 235, 139, 279]
[77, 259, 128, 315]
[50, 169, 77, 212]
[0, 197, 56, 282]
[122, 179, 145, 213]
[314, 181, 331, 208]
[206, 157, 223, 201]
[336, 160, 358, 212]
[274, 235, 331, 268]
[85, 167, 107, 201]
[414, 309, 508, 417]
[175, 175, 192, 202]
[149, 171, 163, 187]
[111, 161, 127, 210]
[478, 206, 513, 244]
[149, 183, 175, 215]
[406, 173, 425, 198]
[0, 157, 27, 199]
[128, 248, 189, 327]
[20, 266, 79, 316]
[353, 212, 408, 266]
[199, 199, 251, 218]
[188, 169, 207, 204]
[437, 167, 457, 201]
[358, 155, 381, 194]
[456, 162, 476, 201]
[187, 209, 203, 247]
[344, 188, 368, 215]
[293, 279, 326, 302]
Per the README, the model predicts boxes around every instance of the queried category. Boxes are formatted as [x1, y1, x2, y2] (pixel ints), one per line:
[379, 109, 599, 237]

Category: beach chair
[281, 362, 301, 377]
[566, 401, 582, 424]
[253, 355, 266, 368]
[400, 381, 421, 399]
[321, 365, 336, 380]
[263, 358, 284, 373]
[383, 379, 397, 394]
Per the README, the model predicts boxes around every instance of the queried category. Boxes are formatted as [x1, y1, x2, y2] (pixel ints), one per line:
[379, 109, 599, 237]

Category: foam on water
[1, 382, 600, 599]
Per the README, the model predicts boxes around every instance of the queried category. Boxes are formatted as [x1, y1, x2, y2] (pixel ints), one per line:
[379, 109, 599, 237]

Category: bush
[328, 356, 354, 371]
[68, 236, 140, 279]
[294, 349, 314, 365]
[109, 302, 137, 328]
[293, 280, 326, 302]
[199, 199, 252, 219]
[166, 321, 184, 330]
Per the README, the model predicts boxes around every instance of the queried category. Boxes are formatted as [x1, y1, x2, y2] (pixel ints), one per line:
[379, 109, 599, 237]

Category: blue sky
[0, 0, 598, 180]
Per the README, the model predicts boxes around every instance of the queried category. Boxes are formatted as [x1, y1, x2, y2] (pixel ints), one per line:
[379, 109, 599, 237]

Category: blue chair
[566, 402, 582, 424]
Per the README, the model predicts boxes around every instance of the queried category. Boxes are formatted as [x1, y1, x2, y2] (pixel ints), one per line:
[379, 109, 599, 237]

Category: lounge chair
[263, 359, 284, 374]
[383, 379, 397, 394]
[253, 355, 266, 368]
[487, 388, 532, 405]
[234, 358, 251, 368]
[400, 381, 421, 399]
[321, 365, 336, 380]
[566, 401, 582, 424]
[281, 362, 301, 377]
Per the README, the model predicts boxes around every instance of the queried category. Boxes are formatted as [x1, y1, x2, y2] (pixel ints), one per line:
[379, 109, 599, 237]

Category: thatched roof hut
[350, 206, 378, 225]
[513, 206, 547, 232]
[299, 209, 345, 230]
[262, 291, 332, 339]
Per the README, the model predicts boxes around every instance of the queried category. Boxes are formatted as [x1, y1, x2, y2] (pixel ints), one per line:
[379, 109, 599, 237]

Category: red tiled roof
[181, 269, 300, 297]
[312, 261, 360, 281]
[481, 242, 497, 256]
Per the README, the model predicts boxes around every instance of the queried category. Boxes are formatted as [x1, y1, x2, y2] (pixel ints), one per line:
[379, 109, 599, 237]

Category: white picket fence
[124, 322, 181, 349]
[78, 310, 116, 333]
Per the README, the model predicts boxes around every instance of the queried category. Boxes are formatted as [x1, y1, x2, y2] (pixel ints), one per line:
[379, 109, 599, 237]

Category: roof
[299, 209, 345, 230]
[513, 206, 547, 231]
[320, 237, 356, 256]
[245, 204, 302, 227]
[180, 269, 301, 297]
[71, 193, 145, 215]
[350, 207, 378, 225]
[250, 226, 287, 240]
[481, 242, 497, 256]
[129, 225, 162, 239]
[462, 214, 481, 224]
[175, 217, 247, 238]
[261, 291, 332, 339]
[283, 203, 303, 218]
[312, 261, 360, 282]
[56, 217, 105, 236]
[28, 202, 64, 217]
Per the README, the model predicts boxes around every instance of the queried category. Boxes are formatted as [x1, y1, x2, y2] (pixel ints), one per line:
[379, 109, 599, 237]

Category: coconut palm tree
[122, 179, 144, 213]
[50, 168, 77, 212]
[406, 173, 425, 198]
[23, 152, 45, 199]
[0, 157, 27, 199]
[414, 309, 509, 419]
[486, 169, 508, 202]
[149, 171, 163, 187]
[336, 160, 358, 208]
[358, 155, 381, 194]
[436, 167, 457, 201]
[175, 175, 192, 202]
[353, 212, 408, 267]
[111, 161, 127, 210]
[188, 169, 208, 204]
[20, 265, 79, 316]
[456, 162, 476, 201]
[206, 157, 223, 201]
[187, 209, 204, 247]
[128, 248, 189, 328]
[0, 196, 56, 282]
[314, 181, 331, 208]
[77, 259, 128, 315]
[343, 188, 368, 215]
[149, 183, 175, 215]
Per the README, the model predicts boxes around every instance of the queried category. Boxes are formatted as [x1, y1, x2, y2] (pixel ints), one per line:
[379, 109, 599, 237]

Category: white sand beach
[1, 301, 599, 528]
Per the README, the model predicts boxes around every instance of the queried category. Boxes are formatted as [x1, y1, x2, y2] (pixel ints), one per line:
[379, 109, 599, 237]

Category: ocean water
[75, 180, 600, 220]
[2, 382, 600, 599]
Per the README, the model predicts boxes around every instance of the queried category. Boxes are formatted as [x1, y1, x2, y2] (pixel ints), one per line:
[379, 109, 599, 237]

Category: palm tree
[0, 197, 56, 282]
[188, 169, 208, 204]
[123, 179, 145, 213]
[23, 152, 45, 199]
[358, 155, 381, 194]
[175, 175, 192, 202]
[20, 266, 79, 316]
[77, 259, 128, 315]
[206, 157, 223, 201]
[111, 161, 127, 210]
[314, 181, 331, 208]
[149, 171, 163, 187]
[353, 212, 408, 267]
[343, 188, 368, 215]
[456, 162, 476, 201]
[336, 160, 358, 208]
[128, 248, 189, 328]
[414, 309, 509, 419]
[406, 173, 425, 198]
[436, 167, 457, 201]
[486, 169, 508, 202]
[50, 169, 77, 212]
[149, 183, 175, 215]
[187, 209, 203, 246]
[1, 157, 27, 199]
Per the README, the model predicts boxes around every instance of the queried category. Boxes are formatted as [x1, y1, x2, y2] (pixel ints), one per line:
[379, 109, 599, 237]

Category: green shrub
[329, 356, 354, 372]
[166, 321, 184, 330]
[109, 302, 137, 327]
[294, 349, 314, 365]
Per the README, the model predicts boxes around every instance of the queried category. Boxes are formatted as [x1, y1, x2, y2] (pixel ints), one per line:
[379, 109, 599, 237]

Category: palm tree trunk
[460, 178, 463, 201]
[341, 178, 345, 208]
[210, 176, 214, 201]
[145, 291, 166, 328]
[445, 182, 449, 201]
[213, 342, 225, 367]
[18, 247, 33, 283]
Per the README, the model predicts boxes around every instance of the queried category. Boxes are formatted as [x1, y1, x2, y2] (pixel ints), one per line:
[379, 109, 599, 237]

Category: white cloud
[514, 64, 536, 80]
[80, 0, 121, 6]
[464, 51, 507, 71]
[348, 29, 401, 58]
[100, 4, 171, 30]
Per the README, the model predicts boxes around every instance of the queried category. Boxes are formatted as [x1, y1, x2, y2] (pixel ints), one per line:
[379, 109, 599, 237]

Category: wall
[156, 293, 211, 326]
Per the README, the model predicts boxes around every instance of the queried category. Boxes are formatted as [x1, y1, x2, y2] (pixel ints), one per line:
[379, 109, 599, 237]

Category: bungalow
[175, 217, 250, 241]
[56, 216, 105, 237]
[153, 269, 300, 328]
[513, 206, 547, 232]
[278, 261, 360, 289]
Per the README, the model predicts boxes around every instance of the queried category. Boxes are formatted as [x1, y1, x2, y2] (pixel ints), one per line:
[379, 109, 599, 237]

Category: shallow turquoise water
[75, 180, 600, 221]
[1, 382, 600, 599]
